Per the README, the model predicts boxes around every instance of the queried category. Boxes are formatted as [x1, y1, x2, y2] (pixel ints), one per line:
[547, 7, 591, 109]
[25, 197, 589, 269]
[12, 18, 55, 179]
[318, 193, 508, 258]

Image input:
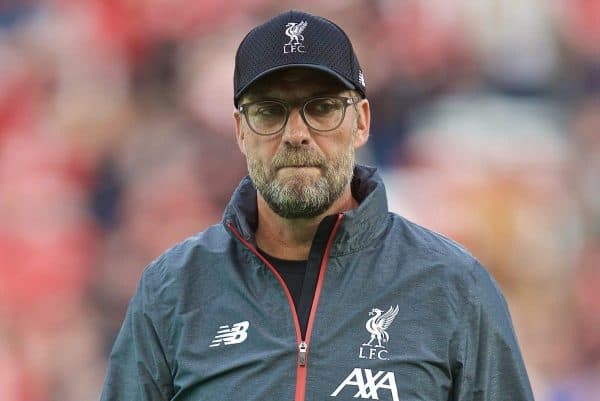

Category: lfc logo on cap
[284, 21, 307, 54]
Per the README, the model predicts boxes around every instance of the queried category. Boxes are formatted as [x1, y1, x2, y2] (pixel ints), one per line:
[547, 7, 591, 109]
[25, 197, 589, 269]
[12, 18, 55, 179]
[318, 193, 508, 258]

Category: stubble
[247, 141, 355, 219]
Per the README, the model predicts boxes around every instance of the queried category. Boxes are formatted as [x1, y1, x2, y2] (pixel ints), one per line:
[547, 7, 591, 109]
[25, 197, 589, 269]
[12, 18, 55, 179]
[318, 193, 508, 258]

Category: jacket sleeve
[452, 261, 535, 401]
[100, 263, 174, 401]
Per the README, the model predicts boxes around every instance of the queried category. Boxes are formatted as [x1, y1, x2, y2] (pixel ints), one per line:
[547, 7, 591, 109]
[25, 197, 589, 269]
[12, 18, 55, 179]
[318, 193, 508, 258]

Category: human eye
[252, 102, 285, 118]
[306, 98, 342, 116]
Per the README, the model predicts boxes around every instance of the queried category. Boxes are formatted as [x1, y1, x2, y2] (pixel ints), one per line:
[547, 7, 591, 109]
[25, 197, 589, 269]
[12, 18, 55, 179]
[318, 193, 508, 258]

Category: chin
[277, 166, 321, 177]
[277, 172, 320, 189]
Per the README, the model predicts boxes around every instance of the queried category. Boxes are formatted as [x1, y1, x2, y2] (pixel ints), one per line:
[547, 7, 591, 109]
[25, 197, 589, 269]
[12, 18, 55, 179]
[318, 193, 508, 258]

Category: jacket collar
[223, 164, 390, 256]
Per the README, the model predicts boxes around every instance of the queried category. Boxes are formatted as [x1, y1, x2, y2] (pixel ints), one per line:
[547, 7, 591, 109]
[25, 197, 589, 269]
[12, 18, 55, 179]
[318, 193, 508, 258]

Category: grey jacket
[101, 165, 534, 401]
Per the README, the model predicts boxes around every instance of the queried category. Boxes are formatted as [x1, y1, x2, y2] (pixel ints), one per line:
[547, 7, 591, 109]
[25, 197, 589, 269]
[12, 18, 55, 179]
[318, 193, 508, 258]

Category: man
[101, 10, 534, 401]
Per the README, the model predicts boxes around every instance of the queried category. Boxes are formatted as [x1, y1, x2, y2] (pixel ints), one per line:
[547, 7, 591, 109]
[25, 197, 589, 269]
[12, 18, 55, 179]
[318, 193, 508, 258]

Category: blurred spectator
[363, 0, 474, 167]
[555, 0, 600, 93]
[88, 114, 223, 353]
[547, 240, 600, 401]
[569, 97, 600, 236]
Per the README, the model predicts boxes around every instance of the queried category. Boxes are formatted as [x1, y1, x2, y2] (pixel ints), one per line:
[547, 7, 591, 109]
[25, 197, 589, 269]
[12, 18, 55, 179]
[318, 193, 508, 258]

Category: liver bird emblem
[363, 305, 399, 348]
[285, 21, 308, 45]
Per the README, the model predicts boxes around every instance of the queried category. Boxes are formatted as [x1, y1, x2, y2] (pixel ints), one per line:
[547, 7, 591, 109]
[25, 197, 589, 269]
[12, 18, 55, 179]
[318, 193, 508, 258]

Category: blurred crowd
[0, 0, 598, 400]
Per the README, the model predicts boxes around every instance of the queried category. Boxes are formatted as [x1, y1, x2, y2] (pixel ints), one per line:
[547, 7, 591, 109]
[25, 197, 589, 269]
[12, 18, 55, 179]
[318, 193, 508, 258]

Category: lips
[271, 150, 325, 170]
[275, 160, 322, 168]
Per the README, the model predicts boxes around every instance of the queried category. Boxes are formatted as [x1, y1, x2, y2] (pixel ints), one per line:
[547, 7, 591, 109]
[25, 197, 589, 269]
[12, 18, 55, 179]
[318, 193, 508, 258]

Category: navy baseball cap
[233, 10, 366, 106]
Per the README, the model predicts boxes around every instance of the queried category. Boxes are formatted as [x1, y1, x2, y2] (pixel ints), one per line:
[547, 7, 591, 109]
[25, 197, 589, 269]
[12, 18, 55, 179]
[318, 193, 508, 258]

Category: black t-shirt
[258, 250, 310, 334]
[256, 216, 337, 339]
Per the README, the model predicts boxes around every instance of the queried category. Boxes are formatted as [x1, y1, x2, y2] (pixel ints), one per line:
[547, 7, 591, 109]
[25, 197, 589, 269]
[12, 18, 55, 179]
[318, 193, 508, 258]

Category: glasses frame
[238, 95, 360, 136]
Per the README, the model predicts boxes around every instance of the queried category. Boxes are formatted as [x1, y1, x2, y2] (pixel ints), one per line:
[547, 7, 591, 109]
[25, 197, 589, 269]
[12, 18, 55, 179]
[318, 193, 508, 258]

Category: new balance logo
[331, 368, 399, 401]
[209, 321, 249, 347]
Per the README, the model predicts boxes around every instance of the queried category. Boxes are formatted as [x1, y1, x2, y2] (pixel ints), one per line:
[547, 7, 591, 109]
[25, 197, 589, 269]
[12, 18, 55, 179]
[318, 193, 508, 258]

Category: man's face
[234, 68, 370, 219]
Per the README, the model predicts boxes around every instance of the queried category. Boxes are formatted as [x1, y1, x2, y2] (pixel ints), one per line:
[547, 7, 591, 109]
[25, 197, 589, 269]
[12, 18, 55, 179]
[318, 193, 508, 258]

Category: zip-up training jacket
[100, 165, 534, 401]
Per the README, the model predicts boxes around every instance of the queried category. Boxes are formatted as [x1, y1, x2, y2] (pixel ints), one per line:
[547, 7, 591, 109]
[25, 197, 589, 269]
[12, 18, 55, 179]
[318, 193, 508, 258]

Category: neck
[255, 188, 357, 260]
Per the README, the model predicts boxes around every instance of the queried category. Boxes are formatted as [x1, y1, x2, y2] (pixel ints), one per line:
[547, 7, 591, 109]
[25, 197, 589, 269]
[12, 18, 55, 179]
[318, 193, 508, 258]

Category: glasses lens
[303, 97, 345, 131]
[247, 101, 286, 135]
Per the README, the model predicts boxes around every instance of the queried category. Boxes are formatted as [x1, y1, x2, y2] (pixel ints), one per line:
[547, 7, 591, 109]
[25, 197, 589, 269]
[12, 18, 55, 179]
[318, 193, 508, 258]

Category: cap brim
[234, 64, 356, 106]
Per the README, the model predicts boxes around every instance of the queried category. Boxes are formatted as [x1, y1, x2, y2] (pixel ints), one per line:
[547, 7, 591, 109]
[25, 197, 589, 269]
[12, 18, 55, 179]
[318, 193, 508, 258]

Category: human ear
[353, 99, 370, 149]
[233, 109, 247, 156]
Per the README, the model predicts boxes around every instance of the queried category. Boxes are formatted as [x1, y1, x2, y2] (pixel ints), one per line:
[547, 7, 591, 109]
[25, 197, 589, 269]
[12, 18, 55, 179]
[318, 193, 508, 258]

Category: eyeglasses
[238, 96, 360, 136]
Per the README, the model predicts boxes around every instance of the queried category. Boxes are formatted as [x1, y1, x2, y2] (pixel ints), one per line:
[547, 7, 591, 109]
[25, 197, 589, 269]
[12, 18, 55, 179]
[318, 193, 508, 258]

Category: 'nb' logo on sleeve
[210, 321, 250, 347]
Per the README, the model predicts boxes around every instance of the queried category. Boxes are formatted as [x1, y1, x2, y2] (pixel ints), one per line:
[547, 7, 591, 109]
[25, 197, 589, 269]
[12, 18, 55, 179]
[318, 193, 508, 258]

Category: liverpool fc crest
[359, 305, 399, 360]
[284, 21, 307, 53]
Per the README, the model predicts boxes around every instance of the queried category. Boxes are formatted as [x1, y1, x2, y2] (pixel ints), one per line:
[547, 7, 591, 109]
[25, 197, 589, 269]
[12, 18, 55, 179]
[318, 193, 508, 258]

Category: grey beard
[259, 175, 334, 218]
[248, 145, 355, 219]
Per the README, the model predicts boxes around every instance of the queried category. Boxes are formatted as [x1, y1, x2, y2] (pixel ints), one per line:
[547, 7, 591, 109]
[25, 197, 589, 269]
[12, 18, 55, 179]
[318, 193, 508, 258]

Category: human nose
[281, 107, 311, 146]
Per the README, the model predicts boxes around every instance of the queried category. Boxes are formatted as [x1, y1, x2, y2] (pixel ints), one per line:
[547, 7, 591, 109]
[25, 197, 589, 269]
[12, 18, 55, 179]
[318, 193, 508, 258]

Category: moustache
[271, 149, 325, 169]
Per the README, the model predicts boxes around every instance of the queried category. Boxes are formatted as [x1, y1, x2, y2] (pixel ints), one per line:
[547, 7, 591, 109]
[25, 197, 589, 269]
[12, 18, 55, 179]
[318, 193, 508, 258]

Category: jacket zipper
[227, 213, 343, 400]
[298, 341, 308, 366]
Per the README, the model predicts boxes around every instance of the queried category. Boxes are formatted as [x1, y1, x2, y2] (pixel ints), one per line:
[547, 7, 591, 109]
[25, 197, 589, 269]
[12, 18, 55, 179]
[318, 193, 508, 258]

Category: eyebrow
[242, 89, 351, 104]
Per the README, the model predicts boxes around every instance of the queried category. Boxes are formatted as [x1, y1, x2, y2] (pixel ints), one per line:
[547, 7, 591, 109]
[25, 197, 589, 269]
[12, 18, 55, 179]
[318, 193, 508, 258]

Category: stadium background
[0, 0, 598, 400]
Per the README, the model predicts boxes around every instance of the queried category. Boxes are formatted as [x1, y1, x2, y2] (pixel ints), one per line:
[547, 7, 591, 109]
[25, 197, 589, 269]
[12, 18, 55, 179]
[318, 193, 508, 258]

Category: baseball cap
[233, 10, 366, 106]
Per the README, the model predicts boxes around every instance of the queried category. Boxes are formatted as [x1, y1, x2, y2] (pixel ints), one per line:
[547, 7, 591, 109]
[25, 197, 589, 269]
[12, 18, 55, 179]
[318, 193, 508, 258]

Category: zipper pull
[298, 341, 308, 366]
